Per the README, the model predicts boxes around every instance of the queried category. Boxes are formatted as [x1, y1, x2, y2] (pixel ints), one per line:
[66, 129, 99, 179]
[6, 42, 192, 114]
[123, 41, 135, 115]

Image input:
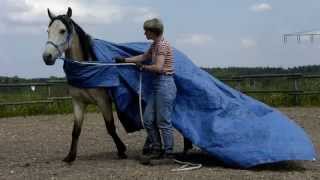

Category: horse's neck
[65, 33, 85, 61]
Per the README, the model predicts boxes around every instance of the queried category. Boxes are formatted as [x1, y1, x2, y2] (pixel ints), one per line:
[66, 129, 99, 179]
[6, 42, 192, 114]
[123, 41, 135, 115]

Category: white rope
[171, 159, 202, 172]
[61, 59, 136, 66]
[138, 71, 145, 128]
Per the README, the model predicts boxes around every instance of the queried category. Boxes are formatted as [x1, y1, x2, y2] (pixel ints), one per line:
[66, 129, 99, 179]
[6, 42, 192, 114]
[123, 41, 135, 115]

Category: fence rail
[0, 81, 69, 106]
[0, 100, 54, 106]
[0, 81, 67, 88]
[1, 73, 320, 106]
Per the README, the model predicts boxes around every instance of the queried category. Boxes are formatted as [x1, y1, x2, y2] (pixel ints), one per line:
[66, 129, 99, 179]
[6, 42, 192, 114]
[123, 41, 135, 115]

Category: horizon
[2, 64, 320, 79]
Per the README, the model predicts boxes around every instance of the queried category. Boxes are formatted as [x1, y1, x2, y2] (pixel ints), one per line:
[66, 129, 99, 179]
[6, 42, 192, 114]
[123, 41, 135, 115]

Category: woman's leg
[143, 95, 162, 152]
[156, 77, 177, 154]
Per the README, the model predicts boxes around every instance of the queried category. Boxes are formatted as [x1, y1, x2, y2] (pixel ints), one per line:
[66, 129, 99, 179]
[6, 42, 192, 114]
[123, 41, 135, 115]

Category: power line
[283, 29, 320, 44]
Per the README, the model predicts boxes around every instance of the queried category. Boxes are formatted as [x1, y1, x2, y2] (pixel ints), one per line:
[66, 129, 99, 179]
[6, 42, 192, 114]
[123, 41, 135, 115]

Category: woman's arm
[125, 47, 152, 63]
[142, 55, 165, 73]
[125, 53, 149, 63]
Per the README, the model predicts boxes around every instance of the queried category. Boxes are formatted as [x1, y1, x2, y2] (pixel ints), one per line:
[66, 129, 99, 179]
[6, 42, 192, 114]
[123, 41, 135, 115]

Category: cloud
[176, 33, 213, 46]
[241, 38, 256, 49]
[0, 0, 157, 34]
[130, 7, 159, 23]
[250, 3, 272, 12]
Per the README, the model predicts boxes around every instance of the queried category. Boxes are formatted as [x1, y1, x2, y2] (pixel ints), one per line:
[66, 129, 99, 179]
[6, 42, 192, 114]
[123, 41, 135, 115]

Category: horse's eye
[60, 29, 66, 34]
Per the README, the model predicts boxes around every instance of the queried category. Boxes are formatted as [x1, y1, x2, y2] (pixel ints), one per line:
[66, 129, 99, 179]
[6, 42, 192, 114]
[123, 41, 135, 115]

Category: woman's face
[144, 30, 155, 40]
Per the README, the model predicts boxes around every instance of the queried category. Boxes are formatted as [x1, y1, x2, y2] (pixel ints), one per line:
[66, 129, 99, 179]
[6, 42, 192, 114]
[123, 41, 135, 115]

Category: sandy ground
[0, 107, 319, 180]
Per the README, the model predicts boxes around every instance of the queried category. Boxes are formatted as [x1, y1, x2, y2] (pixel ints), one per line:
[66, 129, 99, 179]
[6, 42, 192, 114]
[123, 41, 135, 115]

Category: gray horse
[42, 7, 127, 163]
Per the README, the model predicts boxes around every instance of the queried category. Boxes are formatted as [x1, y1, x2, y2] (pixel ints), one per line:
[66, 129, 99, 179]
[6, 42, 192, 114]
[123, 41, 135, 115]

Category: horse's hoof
[118, 153, 128, 159]
[118, 144, 127, 153]
[63, 155, 76, 163]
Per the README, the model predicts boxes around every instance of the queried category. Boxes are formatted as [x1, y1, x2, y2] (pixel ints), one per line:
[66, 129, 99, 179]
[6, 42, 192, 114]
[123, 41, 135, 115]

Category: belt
[157, 71, 174, 76]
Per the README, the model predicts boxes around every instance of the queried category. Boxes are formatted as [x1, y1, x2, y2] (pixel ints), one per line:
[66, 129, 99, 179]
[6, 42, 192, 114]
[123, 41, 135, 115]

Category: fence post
[293, 78, 299, 106]
[48, 85, 51, 98]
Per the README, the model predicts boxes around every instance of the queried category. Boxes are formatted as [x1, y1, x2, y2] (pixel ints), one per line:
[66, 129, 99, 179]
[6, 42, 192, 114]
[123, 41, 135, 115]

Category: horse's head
[42, 7, 73, 65]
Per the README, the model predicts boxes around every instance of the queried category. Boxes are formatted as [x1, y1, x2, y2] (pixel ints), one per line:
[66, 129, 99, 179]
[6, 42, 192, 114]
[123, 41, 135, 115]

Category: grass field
[1, 76, 320, 117]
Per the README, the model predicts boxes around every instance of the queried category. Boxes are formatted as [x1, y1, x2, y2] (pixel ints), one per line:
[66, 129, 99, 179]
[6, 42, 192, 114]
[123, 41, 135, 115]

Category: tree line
[1, 65, 320, 83]
[202, 65, 320, 77]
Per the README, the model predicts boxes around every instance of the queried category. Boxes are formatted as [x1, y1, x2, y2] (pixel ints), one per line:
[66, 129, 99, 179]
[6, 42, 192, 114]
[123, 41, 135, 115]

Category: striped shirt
[145, 37, 174, 75]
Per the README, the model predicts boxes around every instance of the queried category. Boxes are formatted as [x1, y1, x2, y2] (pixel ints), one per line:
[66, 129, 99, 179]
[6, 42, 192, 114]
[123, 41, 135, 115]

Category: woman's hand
[114, 57, 126, 63]
[136, 63, 144, 71]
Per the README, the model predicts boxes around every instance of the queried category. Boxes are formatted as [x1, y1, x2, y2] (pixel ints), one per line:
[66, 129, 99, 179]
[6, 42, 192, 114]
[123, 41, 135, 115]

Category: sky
[1, 0, 320, 78]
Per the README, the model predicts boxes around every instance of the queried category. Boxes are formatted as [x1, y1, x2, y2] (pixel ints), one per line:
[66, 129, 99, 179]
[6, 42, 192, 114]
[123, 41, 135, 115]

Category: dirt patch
[0, 108, 319, 180]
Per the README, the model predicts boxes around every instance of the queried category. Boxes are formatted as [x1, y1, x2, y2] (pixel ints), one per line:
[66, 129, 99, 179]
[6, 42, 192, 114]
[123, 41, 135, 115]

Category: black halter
[46, 15, 97, 61]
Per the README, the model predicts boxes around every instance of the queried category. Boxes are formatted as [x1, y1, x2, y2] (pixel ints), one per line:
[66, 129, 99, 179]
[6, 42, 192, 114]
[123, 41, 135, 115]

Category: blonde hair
[143, 18, 164, 36]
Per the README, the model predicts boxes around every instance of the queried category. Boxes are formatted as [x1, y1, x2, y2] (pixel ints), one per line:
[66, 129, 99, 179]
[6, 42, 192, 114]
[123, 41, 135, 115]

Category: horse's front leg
[63, 99, 86, 163]
[97, 97, 127, 159]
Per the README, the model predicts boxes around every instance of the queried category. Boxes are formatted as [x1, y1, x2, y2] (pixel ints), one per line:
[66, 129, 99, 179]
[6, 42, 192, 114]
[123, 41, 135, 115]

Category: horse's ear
[67, 7, 72, 18]
[47, 8, 56, 20]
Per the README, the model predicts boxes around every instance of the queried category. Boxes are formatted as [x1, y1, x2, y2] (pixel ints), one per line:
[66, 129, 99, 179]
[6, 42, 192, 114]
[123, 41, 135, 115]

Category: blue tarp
[63, 39, 316, 168]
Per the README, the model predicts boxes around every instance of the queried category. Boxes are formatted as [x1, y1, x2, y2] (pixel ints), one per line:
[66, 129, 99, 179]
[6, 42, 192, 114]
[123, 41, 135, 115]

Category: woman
[115, 18, 176, 164]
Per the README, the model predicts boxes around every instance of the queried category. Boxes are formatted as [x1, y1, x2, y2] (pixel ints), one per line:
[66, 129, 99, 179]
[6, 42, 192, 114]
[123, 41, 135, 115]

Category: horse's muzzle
[42, 53, 55, 65]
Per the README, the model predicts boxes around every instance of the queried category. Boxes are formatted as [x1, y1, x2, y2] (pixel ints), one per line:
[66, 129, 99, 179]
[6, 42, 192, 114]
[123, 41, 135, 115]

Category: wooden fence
[0, 80, 70, 106]
[1, 73, 320, 106]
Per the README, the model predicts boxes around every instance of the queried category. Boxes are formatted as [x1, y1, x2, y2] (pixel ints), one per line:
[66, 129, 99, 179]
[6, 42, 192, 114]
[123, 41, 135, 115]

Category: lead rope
[171, 159, 202, 172]
[59, 58, 202, 171]
[138, 71, 144, 128]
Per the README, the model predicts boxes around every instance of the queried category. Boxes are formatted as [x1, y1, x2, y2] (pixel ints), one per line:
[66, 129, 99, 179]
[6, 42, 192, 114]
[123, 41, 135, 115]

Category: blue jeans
[143, 75, 177, 154]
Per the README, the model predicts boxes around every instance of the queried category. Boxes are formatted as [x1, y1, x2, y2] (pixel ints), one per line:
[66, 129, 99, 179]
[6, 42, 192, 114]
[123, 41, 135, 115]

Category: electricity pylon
[283, 30, 320, 44]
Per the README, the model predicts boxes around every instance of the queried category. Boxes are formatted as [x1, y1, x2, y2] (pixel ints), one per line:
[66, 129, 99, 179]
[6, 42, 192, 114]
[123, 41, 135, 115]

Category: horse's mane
[49, 15, 97, 61]
[70, 19, 97, 61]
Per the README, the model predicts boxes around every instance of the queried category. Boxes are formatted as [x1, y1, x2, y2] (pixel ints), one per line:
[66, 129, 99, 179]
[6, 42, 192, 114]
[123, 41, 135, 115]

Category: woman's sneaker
[162, 153, 176, 160]
[142, 148, 152, 155]
[140, 149, 163, 165]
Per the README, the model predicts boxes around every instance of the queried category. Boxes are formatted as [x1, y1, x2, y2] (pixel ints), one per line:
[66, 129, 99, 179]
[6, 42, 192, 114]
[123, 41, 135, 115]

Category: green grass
[0, 101, 72, 118]
[0, 84, 109, 117]
[0, 100, 101, 118]
[1, 77, 320, 118]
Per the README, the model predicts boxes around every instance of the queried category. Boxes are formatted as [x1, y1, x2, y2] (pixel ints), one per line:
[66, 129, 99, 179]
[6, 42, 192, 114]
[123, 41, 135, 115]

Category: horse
[42, 7, 194, 163]
[42, 7, 127, 163]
